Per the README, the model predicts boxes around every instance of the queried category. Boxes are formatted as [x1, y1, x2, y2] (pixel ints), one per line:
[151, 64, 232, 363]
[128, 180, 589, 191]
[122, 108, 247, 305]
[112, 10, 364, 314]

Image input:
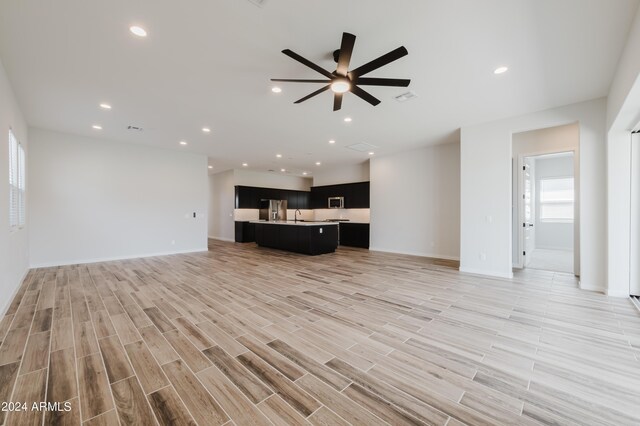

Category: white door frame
[631, 132, 640, 296]
[514, 149, 577, 271]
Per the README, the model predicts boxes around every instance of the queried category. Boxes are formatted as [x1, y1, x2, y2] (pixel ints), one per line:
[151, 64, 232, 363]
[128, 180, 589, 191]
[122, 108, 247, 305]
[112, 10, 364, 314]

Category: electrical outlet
[171, 240, 175, 245]
[480, 252, 487, 261]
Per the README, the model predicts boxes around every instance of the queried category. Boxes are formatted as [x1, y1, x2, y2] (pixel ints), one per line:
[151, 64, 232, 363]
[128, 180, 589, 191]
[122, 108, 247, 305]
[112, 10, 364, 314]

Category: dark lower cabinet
[339, 223, 369, 248]
[254, 223, 338, 255]
[234, 221, 255, 242]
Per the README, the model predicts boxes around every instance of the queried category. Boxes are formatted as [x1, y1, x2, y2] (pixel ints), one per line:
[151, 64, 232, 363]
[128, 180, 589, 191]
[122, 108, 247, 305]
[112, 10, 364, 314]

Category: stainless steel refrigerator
[259, 199, 287, 221]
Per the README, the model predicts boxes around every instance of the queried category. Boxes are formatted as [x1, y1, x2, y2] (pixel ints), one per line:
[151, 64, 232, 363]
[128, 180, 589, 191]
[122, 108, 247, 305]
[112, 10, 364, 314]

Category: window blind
[8, 129, 19, 228]
[18, 142, 25, 226]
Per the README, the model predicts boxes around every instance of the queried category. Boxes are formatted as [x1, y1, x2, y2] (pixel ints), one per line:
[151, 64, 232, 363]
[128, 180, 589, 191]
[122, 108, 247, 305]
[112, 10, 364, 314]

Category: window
[8, 129, 25, 229]
[540, 177, 574, 223]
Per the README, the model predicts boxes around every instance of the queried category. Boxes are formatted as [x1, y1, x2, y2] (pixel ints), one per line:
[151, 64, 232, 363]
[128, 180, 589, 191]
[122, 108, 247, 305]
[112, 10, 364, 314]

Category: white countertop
[250, 220, 338, 226]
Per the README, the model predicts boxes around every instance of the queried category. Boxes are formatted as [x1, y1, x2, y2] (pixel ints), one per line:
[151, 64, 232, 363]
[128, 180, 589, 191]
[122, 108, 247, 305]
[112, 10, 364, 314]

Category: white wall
[312, 162, 370, 186]
[234, 169, 312, 191]
[370, 142, 460, 260]
[607, 4, 640, 131]
[0, 59, 29, 315]
[208, 170, 235, 241]
[534, 155, 574, 251]
[29, 128, 208, 266]
[606, 6, 640, 297]
[460, 98, 606, 291]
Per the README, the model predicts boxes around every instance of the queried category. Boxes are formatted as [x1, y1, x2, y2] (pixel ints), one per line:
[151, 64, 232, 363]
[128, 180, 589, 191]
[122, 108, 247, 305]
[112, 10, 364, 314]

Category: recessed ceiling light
[242, 163, 248, 167]
[494, 66, 509, 74]
[315, 162, 321, 166]
[276, 154, 282, 158]
[271, 87, 282, 93]
[92, 125, 102, 130]
[280, 168, 286, 172]
[129, 26, 147, 37]
[344, 117, 352, 123]
[208, 165, 213, 169]
[202, 127, 211, 133]
[179, 141, 187, 146]
[368, 152, 375, 155]
[99, 103, 111, 110]
[302, 172, 308, 175]
[329, 140, 336, 144]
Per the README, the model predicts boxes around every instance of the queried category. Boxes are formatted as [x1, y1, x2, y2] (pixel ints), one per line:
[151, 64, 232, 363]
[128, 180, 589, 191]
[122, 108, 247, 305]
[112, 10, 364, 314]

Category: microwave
[328, 197, 344, 209]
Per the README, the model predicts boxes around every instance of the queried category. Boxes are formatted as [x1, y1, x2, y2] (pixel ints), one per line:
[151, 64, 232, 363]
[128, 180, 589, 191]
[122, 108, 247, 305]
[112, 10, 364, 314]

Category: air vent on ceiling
[127, 125, 143, 132]
[346, 142, 377, 152]
[394, 91, 418, 102]
[247, 0, 267, 7]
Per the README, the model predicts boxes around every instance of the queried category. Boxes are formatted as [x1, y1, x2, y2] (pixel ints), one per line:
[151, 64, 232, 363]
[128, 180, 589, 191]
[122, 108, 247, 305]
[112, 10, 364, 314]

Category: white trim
[368, 246, 459, 261]
[29, 248, 208, 269]
[208, 236, 235, 243]
[605, 287, 629, 297]
[533, 245, 573, 251]
[459, 266, 514, 279]
[0, 267, 29, 317]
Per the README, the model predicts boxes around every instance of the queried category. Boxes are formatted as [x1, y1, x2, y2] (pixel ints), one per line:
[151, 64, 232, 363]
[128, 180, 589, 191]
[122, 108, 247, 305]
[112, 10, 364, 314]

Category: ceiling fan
[271, 32, 410, 111]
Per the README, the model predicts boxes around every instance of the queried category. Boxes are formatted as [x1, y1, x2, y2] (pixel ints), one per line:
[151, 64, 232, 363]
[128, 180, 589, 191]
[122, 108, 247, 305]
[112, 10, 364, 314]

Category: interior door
[522, 159, 534, 267]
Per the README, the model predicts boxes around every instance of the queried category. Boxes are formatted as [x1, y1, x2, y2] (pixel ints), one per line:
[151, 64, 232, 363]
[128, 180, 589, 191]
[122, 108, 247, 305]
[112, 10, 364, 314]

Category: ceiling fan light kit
[272, 32, 411, 111]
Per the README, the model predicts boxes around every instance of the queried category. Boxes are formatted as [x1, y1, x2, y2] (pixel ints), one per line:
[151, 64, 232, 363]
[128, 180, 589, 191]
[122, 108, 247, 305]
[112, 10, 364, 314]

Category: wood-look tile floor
[1, 239, 639, 426]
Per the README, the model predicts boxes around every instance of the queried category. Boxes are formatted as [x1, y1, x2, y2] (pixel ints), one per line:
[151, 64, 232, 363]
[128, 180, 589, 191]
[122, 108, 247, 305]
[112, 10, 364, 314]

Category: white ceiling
[0, 0, 637, 176]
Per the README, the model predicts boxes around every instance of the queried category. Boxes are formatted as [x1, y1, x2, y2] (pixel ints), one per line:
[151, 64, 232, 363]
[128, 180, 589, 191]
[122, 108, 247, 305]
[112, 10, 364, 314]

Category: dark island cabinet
[254, 223, 338, 255]
[235, 221, 255, 242]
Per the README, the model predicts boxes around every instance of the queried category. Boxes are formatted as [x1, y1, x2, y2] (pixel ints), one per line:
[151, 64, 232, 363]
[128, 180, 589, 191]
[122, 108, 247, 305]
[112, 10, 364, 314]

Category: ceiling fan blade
[351, 85, 381, 106]
[294, 85, 331, 104]
[333, 93, 343, 111]
[336, 32, 356, 77]
[271, 79, 331, 83]
[355, 77, 410, 87]
[349, 46, 409, 78]
[282, 49, 335, 79]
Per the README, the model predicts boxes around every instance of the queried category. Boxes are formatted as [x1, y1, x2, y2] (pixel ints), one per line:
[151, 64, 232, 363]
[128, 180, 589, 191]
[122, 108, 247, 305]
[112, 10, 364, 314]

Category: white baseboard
[208, 236, 235, 243]
[368, 246, 459, 261]
[0, 267, 30, 316]
[29, 247, 209, 269]
[605, 287, 629, 297]
[459, 266, 514, 279]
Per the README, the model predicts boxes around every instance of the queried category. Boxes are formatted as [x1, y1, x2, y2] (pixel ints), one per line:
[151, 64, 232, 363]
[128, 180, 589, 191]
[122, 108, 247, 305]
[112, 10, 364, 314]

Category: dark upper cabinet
[235, 186, 256, 209]
[285, 190, 297, 209]
[350, 182, 370, 208]
[310, 187, 323, 209]
[297, 191, 310, 209]
[236, 186, 313, 210]
[310, 182, 370, 209]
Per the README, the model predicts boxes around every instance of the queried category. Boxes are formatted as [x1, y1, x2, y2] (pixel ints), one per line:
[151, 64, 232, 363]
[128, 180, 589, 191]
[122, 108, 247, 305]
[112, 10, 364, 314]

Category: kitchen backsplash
[313, 208, 370, 223]
[234, 208, 370, 223]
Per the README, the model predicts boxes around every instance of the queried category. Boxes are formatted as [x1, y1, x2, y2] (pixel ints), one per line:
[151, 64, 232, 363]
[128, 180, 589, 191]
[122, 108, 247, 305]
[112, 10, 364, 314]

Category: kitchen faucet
[294, 209, 301, 223]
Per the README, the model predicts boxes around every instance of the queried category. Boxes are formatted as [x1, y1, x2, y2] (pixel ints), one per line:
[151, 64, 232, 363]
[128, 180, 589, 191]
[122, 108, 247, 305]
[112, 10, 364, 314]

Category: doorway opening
[511, 123, 579, 276]
[519, 152, 575, 273]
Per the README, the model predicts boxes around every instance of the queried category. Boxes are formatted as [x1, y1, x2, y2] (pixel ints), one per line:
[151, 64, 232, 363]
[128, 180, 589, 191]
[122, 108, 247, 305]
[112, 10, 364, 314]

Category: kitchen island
[251, 221, 338, 255]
